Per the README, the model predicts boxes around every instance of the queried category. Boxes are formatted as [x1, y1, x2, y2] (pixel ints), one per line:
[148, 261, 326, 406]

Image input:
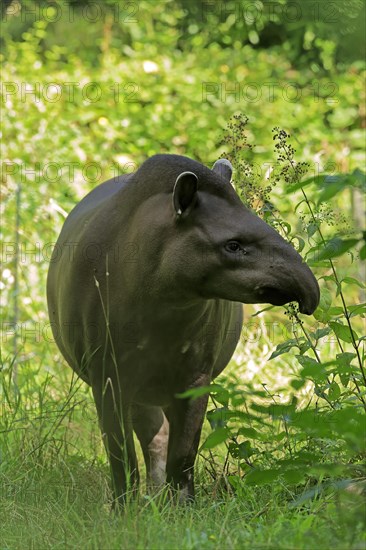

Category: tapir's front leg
[91, 374, 139, 509]
[166, 377, 210, 501]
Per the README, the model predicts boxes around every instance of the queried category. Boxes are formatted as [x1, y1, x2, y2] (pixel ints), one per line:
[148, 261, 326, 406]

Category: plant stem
[280, 142, 365, 387]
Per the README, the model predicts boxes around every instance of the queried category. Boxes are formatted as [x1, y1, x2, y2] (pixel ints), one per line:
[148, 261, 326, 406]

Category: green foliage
[3, 0, 365, 68]
[191, 120, 366, 505]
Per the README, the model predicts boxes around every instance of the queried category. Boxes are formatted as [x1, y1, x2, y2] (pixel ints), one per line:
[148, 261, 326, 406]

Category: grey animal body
[47, 154, 320, 507]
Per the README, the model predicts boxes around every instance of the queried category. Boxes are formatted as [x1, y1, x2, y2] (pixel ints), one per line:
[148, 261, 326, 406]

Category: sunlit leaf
[317, 174, 352, 204]
[287, 175, 325, 193]
[200, 427, 230, 450]
[341, 277, 365, 289]
[329, 322, 358, 344]
[177, 384, 225, 399]
[306, 222, 319, 238]
[269, 339, 299, 359]
[312, 237, 359, 262]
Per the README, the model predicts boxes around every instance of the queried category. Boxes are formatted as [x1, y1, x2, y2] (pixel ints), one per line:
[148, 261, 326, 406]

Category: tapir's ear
[212, 158, 233, 182]
[173, 171, 198, 217]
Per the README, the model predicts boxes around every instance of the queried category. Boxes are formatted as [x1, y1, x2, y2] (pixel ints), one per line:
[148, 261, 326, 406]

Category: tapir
[47, 154, 320, 507]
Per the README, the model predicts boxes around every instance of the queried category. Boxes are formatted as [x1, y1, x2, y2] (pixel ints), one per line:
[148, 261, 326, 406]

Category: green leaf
[238, 440, 254, 459]
[272, 431, 287, 442]
[269, 339, 299, 359]
[251, 401, 297, 420]
[227, 475, 242, 491]
[281, 221, 292, 235]
[329, 107, 358, 128]
[207, 408, 253, 426]
[296, 355, 319, 369]
[298, 341, 312, 354]
[200, 427, 230, 450]
[282, 469, 306, 484]
[341, 276, 366, 289]
[351, 168, 366, 189]
[214, 391, 230, 406]
[313, 287, 333, 322]
[328, 303, 365, 316]
[360, 244, 366, 260]
[329, 322, 358, 344]
[244, 468, 281, 485]
[292, 236, 305, 253]
[336, 352, 357, 369]
[318, 287, 332, 310]
[237, 427, 260, 439]
[317, 174, 352, 204]
[207, 407, 228, 429]
[288, 482, 344, 508]
[326, 409, 366, 452]
[307, 222, 319, 238]
[313, 310, 330, 323]
[348, 303, 366, 316]
[327, 306, 343, 316]
[315, 237, 359, 261]
[291, 378, 307, 390]
[296, 355, 328, 382]
[311, 327, 332, 341]
[291, 410, 334, 437]
[335, 353, 357, 385]
[328, 381, 341, 401]
[177, 384, 225, 399]
[287, 175, 325, 194]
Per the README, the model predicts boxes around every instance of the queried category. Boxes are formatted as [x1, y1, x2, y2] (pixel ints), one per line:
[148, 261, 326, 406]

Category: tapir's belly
[118, 343, 211, 406]
[59, 305, 241, 407]
[82, 330, 224, 406]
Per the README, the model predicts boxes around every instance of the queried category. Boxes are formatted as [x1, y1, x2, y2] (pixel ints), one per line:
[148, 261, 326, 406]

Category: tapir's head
[137, 155, 320, 315]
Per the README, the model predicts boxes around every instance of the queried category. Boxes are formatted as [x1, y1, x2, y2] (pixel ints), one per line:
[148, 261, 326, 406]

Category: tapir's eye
[225, 241, 241, 253]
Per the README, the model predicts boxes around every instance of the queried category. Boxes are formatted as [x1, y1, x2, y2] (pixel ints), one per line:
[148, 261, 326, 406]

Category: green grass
[1, 368, 365, 550]
[2, 457, 365, 550]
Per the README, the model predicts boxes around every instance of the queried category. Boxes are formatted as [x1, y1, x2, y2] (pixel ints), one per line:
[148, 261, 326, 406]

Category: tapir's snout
[298, 279, 320, 315]
[248, 238, 320, 316]
[262, 257, 320, 315]
[286, 253, 320, 315]
[257, 275, 319, 315]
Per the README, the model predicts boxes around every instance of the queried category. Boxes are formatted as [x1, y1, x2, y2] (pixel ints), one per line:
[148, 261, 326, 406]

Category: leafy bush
[183, 116, 365, 503]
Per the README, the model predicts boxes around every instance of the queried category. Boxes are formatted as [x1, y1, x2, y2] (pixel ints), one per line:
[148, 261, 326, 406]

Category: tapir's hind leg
[132, 405, 169, 488]
[91, 377, 139, 508]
